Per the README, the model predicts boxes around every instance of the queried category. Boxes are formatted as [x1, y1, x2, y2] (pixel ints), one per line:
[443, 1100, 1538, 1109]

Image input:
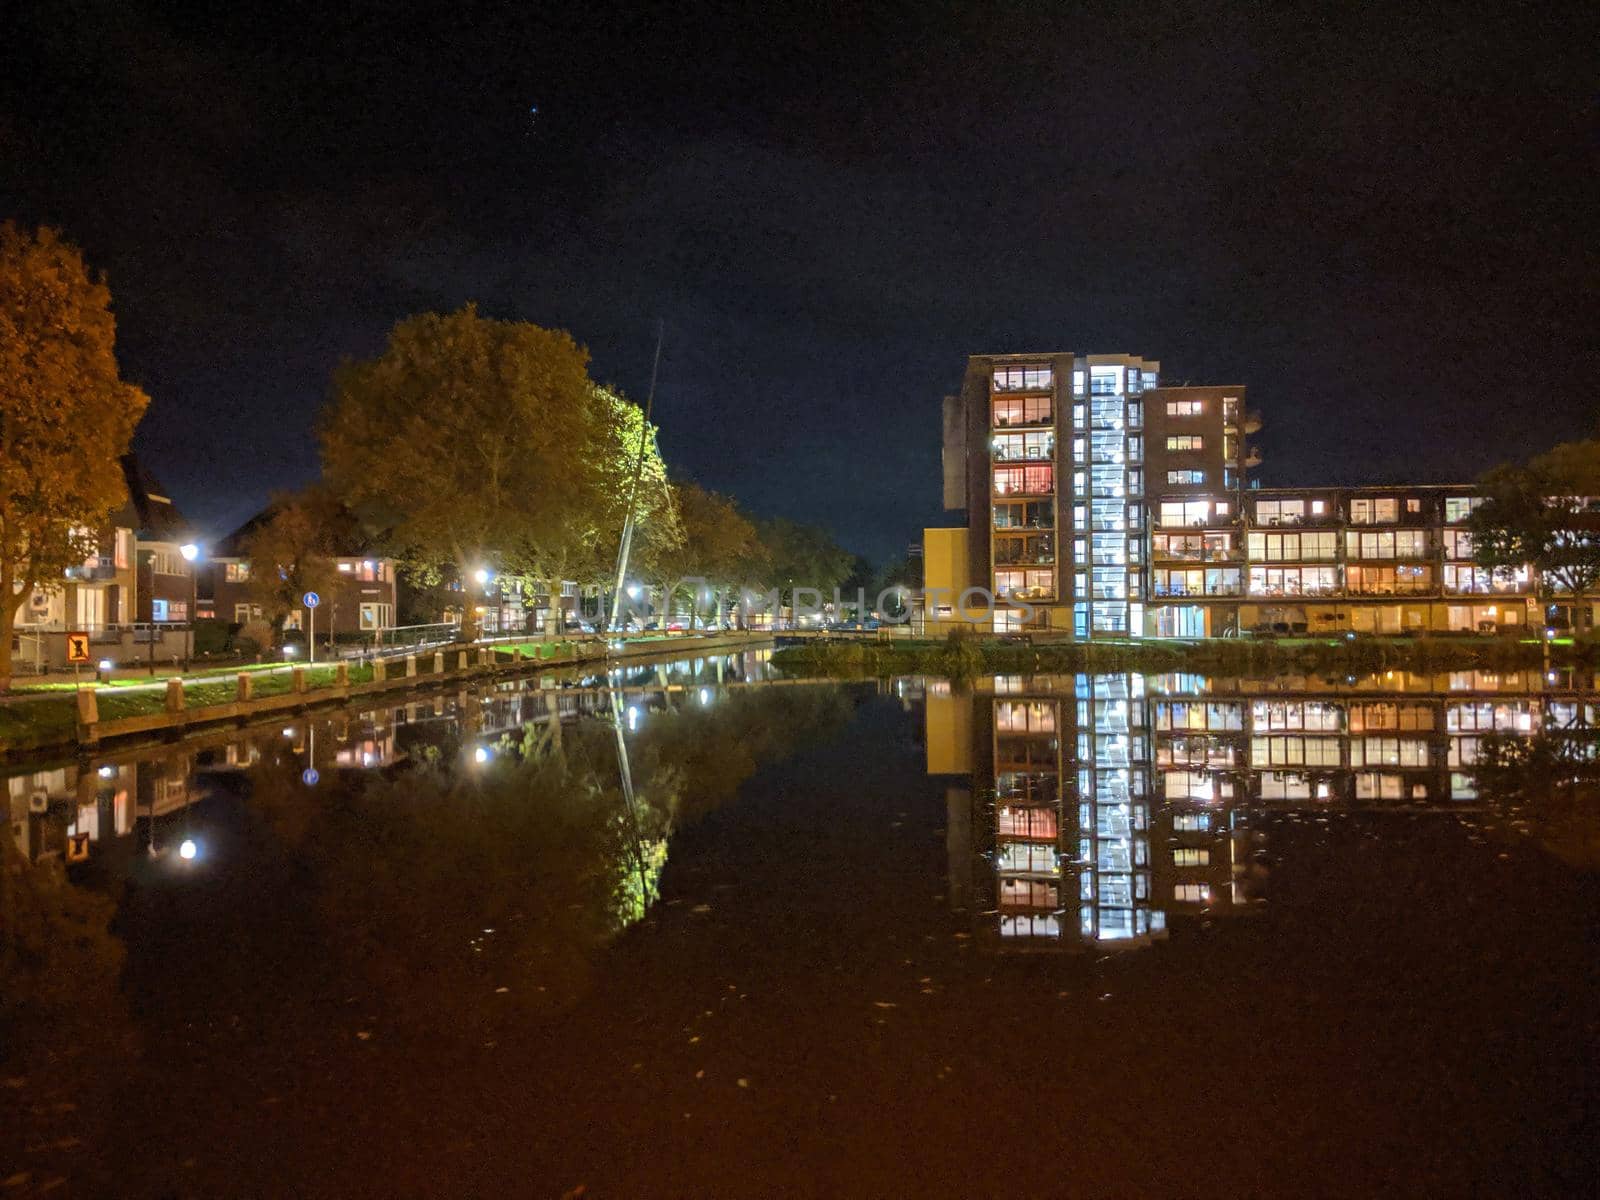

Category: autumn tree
[1470, 439, 1600, 629]
[648, 482, 763, 625]
[0, 224, 149, 689]
[240, 486, 348, 642]
[525, 386, 675, 634]
[755, 517, 856, 607]
[320, 306, 622, 640]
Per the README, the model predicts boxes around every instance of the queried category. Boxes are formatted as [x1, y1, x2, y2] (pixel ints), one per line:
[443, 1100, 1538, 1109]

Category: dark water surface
[3, 656, 1596, 1197]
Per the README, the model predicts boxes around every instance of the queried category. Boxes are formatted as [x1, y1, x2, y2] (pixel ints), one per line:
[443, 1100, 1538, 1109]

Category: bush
[237, 617, 276, 657]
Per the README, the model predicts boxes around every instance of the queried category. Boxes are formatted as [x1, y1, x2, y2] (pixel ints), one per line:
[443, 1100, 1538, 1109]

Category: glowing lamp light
[179, 543, 200, 562]
[474, 568, 490, 586]
[282, 644, 297, 658]
[98, 659, 114, 671]
[97, 765, 116, 779]
[473, 746, 490, 764]
[626, 705, 640, 730]
[179, 839, 198, 861]
[627, 584, 641, 598]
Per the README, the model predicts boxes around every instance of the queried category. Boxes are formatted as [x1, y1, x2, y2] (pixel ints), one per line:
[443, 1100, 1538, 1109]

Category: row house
[200, 504, 398, 636]
[10, 455, 197, 670]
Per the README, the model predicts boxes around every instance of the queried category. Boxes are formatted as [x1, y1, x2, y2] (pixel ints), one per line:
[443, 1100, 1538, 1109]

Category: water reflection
[926, 667, 1600, 951]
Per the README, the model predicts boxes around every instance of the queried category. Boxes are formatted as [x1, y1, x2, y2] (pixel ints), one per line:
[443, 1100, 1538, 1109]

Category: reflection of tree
[1473, 729, 1600, 869]
[1, 830, 128, 1072]
[244, 683, 852, 1031]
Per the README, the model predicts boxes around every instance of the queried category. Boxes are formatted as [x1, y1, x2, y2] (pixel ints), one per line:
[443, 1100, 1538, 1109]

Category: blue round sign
[301, 767, 320, 786]
[303, 591, 321, 608]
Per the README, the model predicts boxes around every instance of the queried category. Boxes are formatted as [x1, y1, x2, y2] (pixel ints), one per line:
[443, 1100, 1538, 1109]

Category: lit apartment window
[1248, 531, 1338, 561]
[1310, 499, 1327, 515]
[993, 501, 1053, 530]
[992, 394, 1052, 427]
[1248, 566, 1339, 596]
[1256, 499, 1305, 525]
[993, 465, 1055, 496]
[1347, 564, 1434, 595]
[224, 561, 251, 582]
[994, 569, 1054, 600]
[1166, 470, 1206, 485]
[1165, 435, 1204, 451]
[114, 529, 133, 569]
[1073, 370, 1086, 398]
[1166, 399, 1202, 417]
[1445, 496, 1484, 523]
[1172, 848, 1210, 867]
[1088, 367, 1121, 395]
[1346, 530, 1428, 559]
[993, 365, 1053, 392]
[1406, 498, 1423, 514]
[1142, 371, 1159, 390]
[993, 431, 1055, 461]
[1443, 530, 1474, 559]
[1173, 884, 1211, 902]
[1173, 813, 1211, 832]
[1350, 497, 1399, 524]
[1158, 500, 1212, 527]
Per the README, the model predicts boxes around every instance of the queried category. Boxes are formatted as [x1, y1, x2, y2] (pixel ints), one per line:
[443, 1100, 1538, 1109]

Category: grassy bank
[0, 663, 380, 752]
[770, 633, 1591, 679]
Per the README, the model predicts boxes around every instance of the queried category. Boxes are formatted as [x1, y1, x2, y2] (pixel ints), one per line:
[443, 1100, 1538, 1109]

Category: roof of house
[211, 499, 388, 559]
[117, 454, 197, 543]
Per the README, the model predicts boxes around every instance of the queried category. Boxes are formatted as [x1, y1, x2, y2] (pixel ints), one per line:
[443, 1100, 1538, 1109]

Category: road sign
[65, 631, 91, 663]
[303, 591, 321, 608]
[302, 767, 320, 786]
[67, 832, 90, 863]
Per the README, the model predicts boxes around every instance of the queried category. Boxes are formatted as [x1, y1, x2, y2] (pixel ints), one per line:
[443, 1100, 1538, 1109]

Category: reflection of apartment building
[924, 668, 1600, 950]
[925, 350, 1582, 637]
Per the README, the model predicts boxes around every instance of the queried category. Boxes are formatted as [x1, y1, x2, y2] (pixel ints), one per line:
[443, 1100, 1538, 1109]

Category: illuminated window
[993, 365, 1053, 392]
[994, 465, 1055, 496]
[1166, 470, 1206, 485]
[1166, 399, 1202, 417]
[1350, 497, 1399, 524]
[1255, 499, 1305, 525]
[224, 561, 251, 582]
[1165, 435, 1204, 451]
[1172, 848, 1210, 866]
[1445, 496, 1484, 523]
[992, 394, 1053, 427]
[1173, 883, 1211, 902]
[1173, 813, 1211, 832]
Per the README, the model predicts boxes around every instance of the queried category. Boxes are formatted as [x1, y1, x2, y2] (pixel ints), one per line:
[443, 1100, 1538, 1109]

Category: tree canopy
[1470, 439, 1600, 616]
[0, 223, 149, 687]
[239, 486, 348, 640]
[320, 306, 667, 636]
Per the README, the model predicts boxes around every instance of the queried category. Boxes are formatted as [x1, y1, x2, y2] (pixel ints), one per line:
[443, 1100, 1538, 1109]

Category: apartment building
[925, 349, 1581, 637]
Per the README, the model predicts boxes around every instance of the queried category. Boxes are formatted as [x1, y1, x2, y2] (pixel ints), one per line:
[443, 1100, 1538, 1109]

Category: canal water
[3, 652, 1596, 1197]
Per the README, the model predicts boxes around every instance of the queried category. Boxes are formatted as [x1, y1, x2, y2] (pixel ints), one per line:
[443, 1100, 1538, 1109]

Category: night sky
[3, 1, 1595, 562]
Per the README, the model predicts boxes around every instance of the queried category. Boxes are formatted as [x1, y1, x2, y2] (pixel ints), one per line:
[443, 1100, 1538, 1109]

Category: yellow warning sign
[65, 631, 91, 663]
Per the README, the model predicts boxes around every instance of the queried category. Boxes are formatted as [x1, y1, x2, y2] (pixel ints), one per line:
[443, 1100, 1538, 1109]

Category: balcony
[64, 558, 119, 582]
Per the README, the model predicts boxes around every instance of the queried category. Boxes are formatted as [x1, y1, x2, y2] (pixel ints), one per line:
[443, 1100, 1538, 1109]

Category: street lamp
[179, 543, 200, 562]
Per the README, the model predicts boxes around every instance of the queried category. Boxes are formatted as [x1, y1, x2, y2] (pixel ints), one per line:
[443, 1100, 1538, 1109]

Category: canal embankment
[0, 631, 773, 756]
[771, 631, 1597, 678]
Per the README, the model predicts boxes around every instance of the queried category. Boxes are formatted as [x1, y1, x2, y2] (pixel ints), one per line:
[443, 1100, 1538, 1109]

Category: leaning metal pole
[607, 320, 665, 632]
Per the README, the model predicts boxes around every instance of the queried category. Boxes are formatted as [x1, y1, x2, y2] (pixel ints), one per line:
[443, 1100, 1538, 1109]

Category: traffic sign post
[303, 592, 320, 665]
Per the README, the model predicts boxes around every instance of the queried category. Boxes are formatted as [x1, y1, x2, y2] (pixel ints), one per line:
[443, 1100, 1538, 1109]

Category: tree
[755, 518, 856, 606]
[320, 306, 617, 640]
[0, 224, 149, 689]
[240, 486, 347, 642]
[648, 482, 762, 624]
[1470, 439, 1600, 629]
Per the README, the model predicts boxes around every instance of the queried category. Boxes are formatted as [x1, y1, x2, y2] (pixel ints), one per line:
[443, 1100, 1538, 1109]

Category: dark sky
[3, 1, 1595, 563]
